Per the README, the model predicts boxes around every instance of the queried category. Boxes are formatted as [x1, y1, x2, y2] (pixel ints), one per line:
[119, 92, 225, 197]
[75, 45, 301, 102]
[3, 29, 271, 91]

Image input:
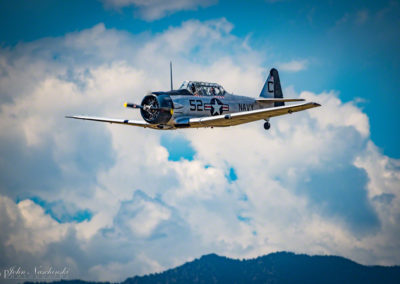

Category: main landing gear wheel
[264, 121, 271, 130]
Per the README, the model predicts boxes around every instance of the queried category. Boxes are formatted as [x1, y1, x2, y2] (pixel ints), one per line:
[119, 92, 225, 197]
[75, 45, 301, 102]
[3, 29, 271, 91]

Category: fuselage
[144, 88, 274, 128]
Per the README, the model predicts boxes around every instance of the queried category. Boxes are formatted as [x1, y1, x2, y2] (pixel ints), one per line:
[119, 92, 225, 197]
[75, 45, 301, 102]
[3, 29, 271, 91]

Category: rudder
[259, 68, 284, 107]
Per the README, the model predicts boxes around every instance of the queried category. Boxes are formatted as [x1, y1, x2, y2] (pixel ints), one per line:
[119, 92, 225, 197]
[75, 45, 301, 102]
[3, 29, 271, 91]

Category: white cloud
[0, 19, 399, 282]
[88, 253, 164, 281]
[101, 0, 217, 21]
[301, 91, 370, 137]
[355, 142, 400, 199]
[117, 193, 171, 237]
[277, 59, 308, 72]
[0, 196, 70, 254]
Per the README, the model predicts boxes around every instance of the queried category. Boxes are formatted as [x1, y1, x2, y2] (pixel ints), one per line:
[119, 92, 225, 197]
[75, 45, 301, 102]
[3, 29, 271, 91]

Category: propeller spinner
[123, 94, 174, 124]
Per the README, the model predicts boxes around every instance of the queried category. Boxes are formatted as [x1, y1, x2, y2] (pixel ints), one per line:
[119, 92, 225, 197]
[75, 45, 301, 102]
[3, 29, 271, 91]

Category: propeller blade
[124, 102, 173, 114]
[124, 102, 142, 109]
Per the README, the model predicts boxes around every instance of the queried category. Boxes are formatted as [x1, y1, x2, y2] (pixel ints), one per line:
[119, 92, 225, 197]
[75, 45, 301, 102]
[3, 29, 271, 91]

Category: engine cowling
[140, 94, 173, 124]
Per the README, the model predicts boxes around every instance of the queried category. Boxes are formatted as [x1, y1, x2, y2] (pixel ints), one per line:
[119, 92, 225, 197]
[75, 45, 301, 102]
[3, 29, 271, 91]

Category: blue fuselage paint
[167, 93, 273, 126]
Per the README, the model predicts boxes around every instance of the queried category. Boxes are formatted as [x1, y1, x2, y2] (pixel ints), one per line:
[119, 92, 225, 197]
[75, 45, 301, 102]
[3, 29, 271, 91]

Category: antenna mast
[170, 61, 173, 91]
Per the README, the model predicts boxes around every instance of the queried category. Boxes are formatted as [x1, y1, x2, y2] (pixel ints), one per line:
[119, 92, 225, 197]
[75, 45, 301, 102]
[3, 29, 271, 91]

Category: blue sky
[0, 1, 399, 282]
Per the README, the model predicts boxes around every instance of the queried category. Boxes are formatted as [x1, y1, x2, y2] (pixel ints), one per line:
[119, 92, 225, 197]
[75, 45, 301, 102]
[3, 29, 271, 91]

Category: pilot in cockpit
[210, 87, 215, 96]
[190, 83, 196, 94]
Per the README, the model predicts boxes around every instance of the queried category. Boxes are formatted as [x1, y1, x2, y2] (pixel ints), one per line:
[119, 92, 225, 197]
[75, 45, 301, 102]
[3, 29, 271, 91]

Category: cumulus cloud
[101, 0, 217, 21]
[0, 19, 399, 283]
[1, 197, 70, 254]
[277, 59, 308, 72]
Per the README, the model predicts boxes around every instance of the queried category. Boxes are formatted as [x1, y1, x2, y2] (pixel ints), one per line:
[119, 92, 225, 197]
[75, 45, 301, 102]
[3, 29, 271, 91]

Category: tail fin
[259, 68, 284, 107]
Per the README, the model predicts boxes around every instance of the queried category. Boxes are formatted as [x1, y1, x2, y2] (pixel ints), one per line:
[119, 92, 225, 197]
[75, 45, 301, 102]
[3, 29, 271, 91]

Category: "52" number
[189, 99, 203, 111]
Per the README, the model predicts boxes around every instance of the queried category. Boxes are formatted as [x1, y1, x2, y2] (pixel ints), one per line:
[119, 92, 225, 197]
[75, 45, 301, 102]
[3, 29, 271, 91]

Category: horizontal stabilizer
[256, 98, 305, 103]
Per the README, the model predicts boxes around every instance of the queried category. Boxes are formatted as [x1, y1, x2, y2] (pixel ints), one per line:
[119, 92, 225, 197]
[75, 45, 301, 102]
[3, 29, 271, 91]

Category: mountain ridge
[25, 251, 400, 284]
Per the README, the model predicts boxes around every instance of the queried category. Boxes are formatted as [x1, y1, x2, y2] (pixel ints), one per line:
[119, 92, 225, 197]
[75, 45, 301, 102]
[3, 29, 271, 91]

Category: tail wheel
[264, 121, 271, 130]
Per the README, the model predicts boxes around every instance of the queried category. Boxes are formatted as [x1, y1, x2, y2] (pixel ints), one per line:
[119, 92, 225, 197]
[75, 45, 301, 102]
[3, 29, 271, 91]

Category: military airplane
[66, 64, 320, 130]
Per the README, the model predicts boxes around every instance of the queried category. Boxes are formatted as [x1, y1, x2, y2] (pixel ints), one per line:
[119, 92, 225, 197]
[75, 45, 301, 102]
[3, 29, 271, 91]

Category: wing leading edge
[65, 115, 162, 129]
[188, 102, 321, 128]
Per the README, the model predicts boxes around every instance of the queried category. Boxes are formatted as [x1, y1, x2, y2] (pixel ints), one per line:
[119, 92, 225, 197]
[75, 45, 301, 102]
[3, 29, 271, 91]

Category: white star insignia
[211, 101, 222, 115]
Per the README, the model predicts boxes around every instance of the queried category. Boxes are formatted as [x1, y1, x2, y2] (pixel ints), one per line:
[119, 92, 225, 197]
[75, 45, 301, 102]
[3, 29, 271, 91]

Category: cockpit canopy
[179, 81, 226, 96]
